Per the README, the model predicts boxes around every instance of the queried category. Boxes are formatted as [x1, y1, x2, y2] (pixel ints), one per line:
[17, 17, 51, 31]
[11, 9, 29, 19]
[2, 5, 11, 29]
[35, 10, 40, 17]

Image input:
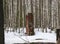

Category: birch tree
[58, 0, 60, 28]
[12, 0, 17, 32]
[35, 0, 38, 28]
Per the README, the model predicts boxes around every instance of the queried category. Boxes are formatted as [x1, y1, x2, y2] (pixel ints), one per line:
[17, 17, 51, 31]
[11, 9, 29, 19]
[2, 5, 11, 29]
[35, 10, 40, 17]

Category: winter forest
[3, 0, 60, 44]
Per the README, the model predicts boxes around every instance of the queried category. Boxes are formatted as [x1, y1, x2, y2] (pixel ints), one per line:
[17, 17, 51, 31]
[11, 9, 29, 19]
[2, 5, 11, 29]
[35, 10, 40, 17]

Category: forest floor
[4, 28, 56, 44]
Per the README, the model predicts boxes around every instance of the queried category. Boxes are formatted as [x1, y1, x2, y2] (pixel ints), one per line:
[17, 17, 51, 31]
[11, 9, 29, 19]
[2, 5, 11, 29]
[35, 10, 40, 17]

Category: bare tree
[35, 0, 38, 28]
[39, 0, 42, 28]
[58, 0, 60, 28]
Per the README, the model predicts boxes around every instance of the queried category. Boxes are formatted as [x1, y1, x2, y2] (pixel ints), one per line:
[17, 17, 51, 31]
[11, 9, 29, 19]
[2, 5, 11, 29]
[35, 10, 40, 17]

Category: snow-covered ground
[4, 28, 56, 44]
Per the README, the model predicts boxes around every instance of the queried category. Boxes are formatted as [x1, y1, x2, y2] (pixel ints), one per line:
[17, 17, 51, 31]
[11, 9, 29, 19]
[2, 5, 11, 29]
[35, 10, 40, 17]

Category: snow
[4, 28, 56, 44]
